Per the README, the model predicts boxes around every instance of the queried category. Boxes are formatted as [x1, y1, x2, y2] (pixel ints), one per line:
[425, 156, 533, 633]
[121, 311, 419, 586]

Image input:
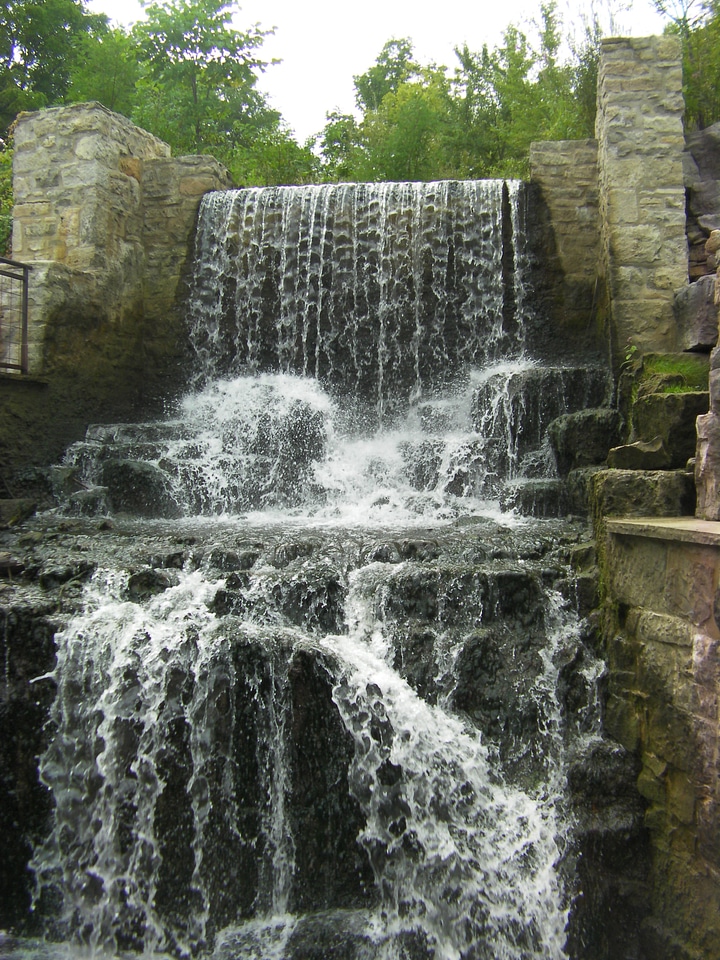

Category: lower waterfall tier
[0, 514, 649, 960]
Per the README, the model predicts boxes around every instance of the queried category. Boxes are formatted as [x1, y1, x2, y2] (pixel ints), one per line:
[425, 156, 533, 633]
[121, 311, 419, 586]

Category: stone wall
[528, 138, 600, 332]
[596, 36, 687, 363]
[599, 517, 720, 960]
[2, 103, 231, 481]
[12, 102, 231, 374]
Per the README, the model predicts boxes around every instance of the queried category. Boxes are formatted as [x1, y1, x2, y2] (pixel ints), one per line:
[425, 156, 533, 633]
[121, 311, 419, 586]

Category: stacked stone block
[602, 519, 720, 959]
[695, 232, 720, 520]
[11, 102, 231, 375]
[596, 36, 687, 363]
[528, 138, 600, 330]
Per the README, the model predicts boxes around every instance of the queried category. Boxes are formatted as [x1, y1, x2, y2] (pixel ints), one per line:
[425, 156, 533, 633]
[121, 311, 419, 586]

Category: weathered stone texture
[12, 102, 231, 375]
[596, 36, 687, 362]
[600, 520, 720, 960]
[673, 274, 718, 351]
[528, 139, 599, 331]
[5, 103, 232, 473]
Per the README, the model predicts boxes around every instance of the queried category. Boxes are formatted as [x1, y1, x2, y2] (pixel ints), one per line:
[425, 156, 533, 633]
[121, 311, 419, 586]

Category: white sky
[86, 0, 668, 143]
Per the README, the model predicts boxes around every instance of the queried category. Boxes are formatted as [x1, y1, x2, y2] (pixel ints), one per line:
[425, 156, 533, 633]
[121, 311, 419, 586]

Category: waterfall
[9, 180, 621, 960]
[28, 527, 596, 960]
[185, 181, 523, 421]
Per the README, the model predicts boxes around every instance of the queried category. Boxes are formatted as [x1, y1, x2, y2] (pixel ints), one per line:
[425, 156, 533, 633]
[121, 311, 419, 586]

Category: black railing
[0, 255, 31, 375]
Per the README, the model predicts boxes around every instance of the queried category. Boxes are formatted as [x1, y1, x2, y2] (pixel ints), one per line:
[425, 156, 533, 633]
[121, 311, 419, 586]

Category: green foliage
[0, 141, 12, 255]
[641, 352, 710, 392]
[67, 26, 139, 116]
[317, 2, 600, 183]
[229, 126, 320, 186]
[654, 0, 720, 129]
[0, 0, 104, 139]
[130, 0, 273, 156]
[353, 38, 419, 112]
[358, 68, 455, 181]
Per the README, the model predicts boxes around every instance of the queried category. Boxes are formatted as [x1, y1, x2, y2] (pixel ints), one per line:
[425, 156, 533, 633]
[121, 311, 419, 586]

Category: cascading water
[8, 181, 619, 960]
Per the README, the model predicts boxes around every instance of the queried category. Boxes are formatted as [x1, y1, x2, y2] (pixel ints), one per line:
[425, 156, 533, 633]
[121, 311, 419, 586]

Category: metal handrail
[0, 255, 31, 375]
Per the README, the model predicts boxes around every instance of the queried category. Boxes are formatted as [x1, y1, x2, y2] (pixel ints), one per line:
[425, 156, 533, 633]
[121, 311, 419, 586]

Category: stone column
[596, 36, 687, 365]
[11, 102, 231, 375]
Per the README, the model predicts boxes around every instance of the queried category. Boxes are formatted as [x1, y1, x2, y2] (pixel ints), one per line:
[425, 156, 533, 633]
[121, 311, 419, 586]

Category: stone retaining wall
[600, 517, 720, 960]
[3, 103, 231, 477]
[596, 36, 687, 362]
[531, 36, 688, 368]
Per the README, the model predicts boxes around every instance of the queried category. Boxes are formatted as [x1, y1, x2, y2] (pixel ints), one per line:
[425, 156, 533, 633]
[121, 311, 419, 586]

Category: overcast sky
[86, 0, 667, 142]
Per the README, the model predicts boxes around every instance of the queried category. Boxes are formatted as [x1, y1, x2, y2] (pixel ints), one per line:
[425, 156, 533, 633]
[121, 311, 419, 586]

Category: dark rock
[397, 539, 440, 562]
[66, 486, 110, 516]
[673, 275, 718, 352]
[0, 499, 36, 527]
[125, 568, 175, 599]
[566, 467, 604, 515]
[38, 559, 95, 590]
[206, 547, 260, 572]
[590, 469, 697, 520]
[0, 606, 58, 932]
[501, 479, 570, 517]
[607, 436, 672, 470]
[0, 552, 25, 576]
[631, 392, 709, 468]
[548, 409, 620, 476]
[101, 459, 182, 518]
[555, 571, 600, 619]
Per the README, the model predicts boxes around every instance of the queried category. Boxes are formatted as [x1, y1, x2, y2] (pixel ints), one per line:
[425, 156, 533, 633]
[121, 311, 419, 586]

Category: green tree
[359, 68, 455, 181]
[654, 0, 720, 129]
[131, 0, 274, 156]
[353, 38, 419, 112]
[229, 125, 319, 185]
[315, 111, 364, 182]
[66, 25, 139, 116]
[0, 141, 12, 254]
[0, 0, 104, 139]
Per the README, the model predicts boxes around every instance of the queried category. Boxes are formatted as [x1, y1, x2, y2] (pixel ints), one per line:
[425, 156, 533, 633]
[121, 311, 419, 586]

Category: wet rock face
[0, 605, 58, 933]
[0, 515, 650, 958]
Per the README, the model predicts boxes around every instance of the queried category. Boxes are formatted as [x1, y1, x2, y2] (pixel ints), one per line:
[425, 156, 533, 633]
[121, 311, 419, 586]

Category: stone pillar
[11, 102, 231, 375]
[3, 103, 233, 473]
[596, 36, 687, 364]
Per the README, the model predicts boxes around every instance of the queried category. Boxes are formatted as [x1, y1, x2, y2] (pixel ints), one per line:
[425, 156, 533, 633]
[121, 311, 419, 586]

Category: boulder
[548, 409, 620, 476]
[101, 459, 182, 518]
[695, 411, 720, 520]
[590, 469, 696, 520]
[632, 392, 709, 468]
[607, 436, 672, 470]
[673, 275, 718, 351]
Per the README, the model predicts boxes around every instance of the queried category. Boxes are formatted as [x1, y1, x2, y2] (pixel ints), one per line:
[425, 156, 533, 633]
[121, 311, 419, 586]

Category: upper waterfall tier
[186, 181, 532, 419]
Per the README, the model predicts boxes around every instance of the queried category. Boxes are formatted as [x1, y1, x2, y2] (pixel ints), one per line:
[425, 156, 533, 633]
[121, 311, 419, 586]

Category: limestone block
[695, 412, 720, 520]
[673, 276, 719, 352]
[665, 545, 716, 628]
[547, 409, 620, 475]
[607, 437, 671, 470]
[636, 610, 694, 648]
[707, 231, 720, 257]
[592, 468, 696, 522]
[632, 392, 709, 467]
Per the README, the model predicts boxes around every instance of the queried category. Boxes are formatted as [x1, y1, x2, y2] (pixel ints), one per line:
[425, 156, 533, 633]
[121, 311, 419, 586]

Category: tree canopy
[0, 0, 719, 243]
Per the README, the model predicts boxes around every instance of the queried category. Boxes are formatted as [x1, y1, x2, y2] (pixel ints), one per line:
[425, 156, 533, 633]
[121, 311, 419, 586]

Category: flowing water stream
[6, 181, 617, 960]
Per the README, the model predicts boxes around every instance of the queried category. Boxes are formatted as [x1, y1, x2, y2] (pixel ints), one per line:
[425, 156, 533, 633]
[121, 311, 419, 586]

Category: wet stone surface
[0, 511, 649, 959]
